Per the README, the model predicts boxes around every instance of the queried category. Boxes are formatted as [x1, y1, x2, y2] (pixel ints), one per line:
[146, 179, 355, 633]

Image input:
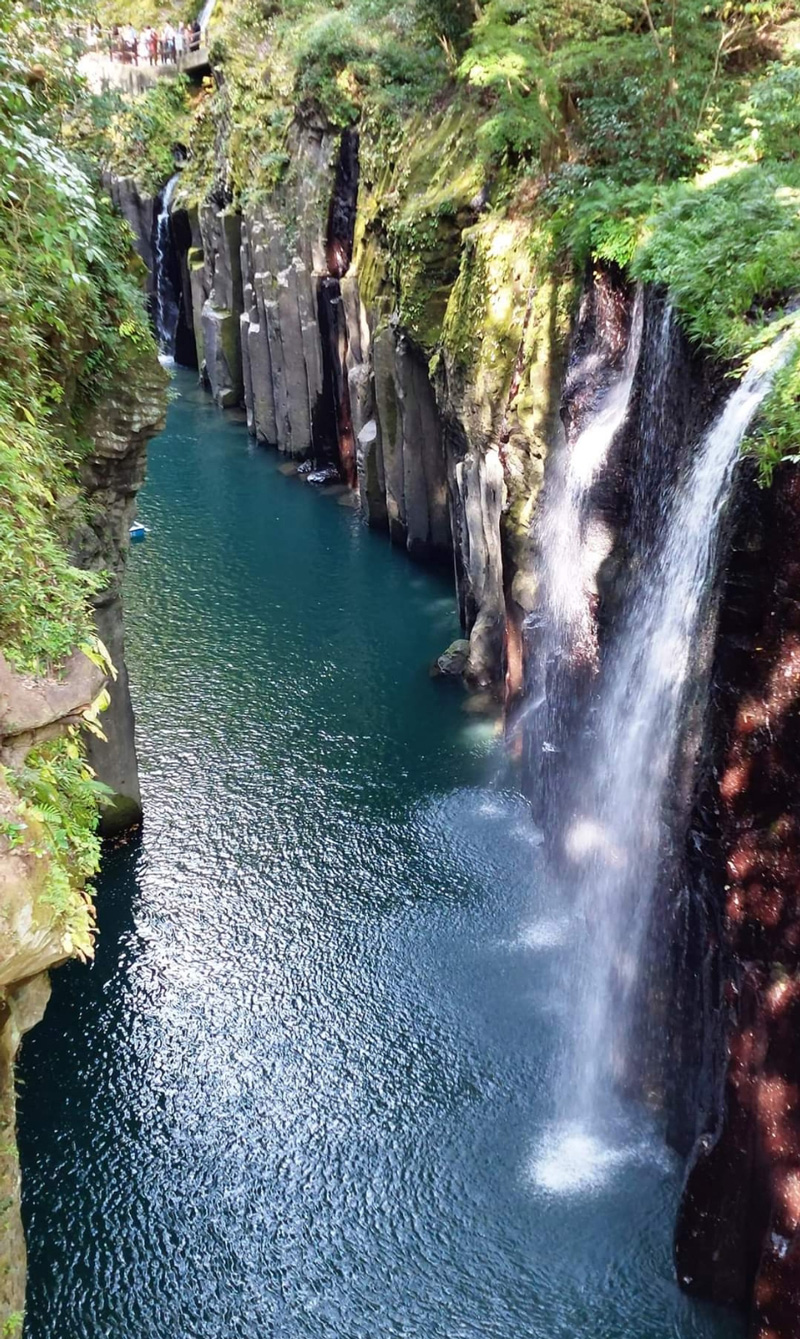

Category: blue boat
[129, 522, 148, 542]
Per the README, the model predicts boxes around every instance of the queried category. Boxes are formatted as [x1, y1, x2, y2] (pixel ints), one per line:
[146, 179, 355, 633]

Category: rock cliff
[0, 651, 105, 1331]
[76, 362, 168, 831]
[141, 122, 575, 695]
[676, 462, 800, 1339]
[0, 366, 165, 1333]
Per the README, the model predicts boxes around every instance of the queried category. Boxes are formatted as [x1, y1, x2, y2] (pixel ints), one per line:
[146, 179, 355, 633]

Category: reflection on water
[19, 372, 742, 1339]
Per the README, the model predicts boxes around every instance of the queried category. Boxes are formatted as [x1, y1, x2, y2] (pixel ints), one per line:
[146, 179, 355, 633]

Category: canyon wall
[120, 107, 800, 1335]
[151, 124, 572, 694]
[0, 371, 165, 1333]
[676, 461, 800, 1339]
[77, 366, 167, 831]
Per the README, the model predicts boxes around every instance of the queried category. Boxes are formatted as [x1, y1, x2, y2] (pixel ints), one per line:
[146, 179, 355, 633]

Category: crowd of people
[84, 20, 205, 65]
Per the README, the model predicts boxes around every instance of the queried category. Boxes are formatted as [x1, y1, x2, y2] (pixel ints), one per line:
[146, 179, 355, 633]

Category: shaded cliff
[77, 368, 167, 831]
[676, 462, 800, 1339]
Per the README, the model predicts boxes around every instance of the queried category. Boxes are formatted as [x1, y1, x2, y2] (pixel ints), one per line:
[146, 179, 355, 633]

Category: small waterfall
[522, 288, 644, 822]
[534, 326, 796, 1189]
[197, 0, 216, 32]
[154, 174, 180, 359]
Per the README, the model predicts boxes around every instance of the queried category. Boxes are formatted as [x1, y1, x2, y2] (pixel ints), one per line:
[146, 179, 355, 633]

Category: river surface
[19, 371, 742, 1339]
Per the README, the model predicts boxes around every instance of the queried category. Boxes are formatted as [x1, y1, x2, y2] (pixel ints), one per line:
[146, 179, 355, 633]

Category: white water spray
[533, 326, 796, 1191]
[520, 289, 644, 811]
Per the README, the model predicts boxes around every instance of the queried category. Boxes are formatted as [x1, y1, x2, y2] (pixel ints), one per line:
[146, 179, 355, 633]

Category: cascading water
[533, 325, 797, 1191]
[197, 0, 216, 32]
[154, 173, 180, 358]
[521, 288, 644, 823]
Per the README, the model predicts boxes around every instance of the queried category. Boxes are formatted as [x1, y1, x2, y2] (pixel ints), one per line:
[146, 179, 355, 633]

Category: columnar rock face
[101, 172, 158, 305]
[128, 132, 573, 692]
[676, 465, 800, 1339]
[372, 321, 451, 561]
[200, 207, 245, 408]
[77, 359, 168, 832]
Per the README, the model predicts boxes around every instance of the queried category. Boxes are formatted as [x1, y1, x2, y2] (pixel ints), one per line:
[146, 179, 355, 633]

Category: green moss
[357, 98, 484, 351]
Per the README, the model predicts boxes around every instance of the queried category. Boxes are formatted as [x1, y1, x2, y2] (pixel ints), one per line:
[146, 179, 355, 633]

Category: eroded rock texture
[140, 128, 576, 692]
[77, 357, 168, 830]
[677, 465, 800, 1339]
[102, 172, 158, 309]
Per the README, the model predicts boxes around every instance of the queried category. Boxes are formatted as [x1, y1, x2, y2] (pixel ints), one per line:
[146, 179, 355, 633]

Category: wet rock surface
[677, 465, 800, 1338]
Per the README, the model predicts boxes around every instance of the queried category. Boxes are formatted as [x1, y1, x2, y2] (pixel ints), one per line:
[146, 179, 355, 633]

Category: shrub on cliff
[0, 0, 160, 949]
[102, 75, 192, 195]
[0, 0, 155, 671]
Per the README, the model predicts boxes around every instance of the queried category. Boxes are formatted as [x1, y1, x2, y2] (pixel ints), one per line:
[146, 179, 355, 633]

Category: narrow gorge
[4, 2, 800, 1337]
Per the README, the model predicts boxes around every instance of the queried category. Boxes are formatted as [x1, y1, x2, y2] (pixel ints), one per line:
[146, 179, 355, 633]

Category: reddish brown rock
[677, 467, 800, 1337]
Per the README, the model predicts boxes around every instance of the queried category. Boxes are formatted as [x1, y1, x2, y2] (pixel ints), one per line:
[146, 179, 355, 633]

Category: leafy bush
[3, 731, 112, 958]
[744, 344, 800, 485]
[633, 164, 800, 356]
[103, 75, 191, 194]
[740, 61, 800, 162]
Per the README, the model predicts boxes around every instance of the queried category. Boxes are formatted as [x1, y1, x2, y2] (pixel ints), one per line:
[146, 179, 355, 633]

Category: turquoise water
[18, 371, 742, 1338]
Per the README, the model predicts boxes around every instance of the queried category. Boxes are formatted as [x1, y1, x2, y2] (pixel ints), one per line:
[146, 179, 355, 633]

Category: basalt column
[676, 463, 800, 1339]
[77, 361, 168, 832]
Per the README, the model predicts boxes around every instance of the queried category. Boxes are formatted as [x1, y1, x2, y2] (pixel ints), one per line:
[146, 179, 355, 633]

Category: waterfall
[154, 174, 180, 359]
[521, 288, 644, 822]
[531, 320, 796, 1192]
[197, 0, 216, 33]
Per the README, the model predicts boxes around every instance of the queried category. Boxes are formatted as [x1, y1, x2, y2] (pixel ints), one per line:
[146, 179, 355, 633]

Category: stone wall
[676, 464, 800, 1339]
[147, 130, 576, 693]
[77, 359, 168, 832]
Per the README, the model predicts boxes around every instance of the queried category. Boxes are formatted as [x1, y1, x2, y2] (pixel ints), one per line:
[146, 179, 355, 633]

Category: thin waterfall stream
[154, 173, 180, 357]
[530, 325, 797, 1193]
[521, 289, 644, 817]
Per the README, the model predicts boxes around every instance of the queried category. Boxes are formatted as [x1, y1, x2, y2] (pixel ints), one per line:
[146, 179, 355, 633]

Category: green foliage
[633, 164, 800, 356]
[744, 343, 800, 485]
[3, 731, 110, 957]
[551, 177, 657, 268]
[103, 75, 191, 194]
[205, 0, 452, 197]
[0, 0, 156, 670]
[0, 409, 104, 674]
[738, 60, 800, 162]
